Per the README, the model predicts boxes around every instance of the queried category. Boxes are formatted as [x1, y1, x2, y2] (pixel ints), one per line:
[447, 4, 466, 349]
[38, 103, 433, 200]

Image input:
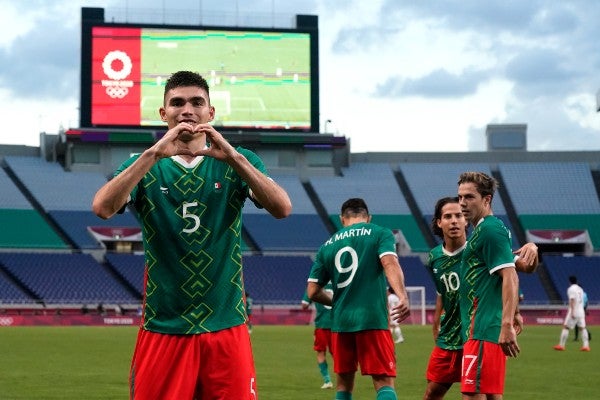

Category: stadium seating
[0, 273, 35, 304]
[544, 255, 600, 303]
[310, 163, 429, 251]
[242, 255, 313, 305]
[517, 271, 550, 304]
[399, 256, 437, 304]
[499, 162, 600, 251]
[3, 156, 140, 250]
[398, 162, 519, 248]
[0, 166, 67, 249]
[0, 253, 138, 304]
[243, 174, 330, 252]
[2, 154, 600, 308]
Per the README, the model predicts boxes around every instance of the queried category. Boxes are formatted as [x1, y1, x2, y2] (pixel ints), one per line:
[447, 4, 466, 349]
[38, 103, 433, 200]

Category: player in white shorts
[554, 275, 590, 351]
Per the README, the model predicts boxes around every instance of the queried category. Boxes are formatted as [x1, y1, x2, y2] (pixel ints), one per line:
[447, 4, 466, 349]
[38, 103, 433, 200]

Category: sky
[1, 0, 600, 153]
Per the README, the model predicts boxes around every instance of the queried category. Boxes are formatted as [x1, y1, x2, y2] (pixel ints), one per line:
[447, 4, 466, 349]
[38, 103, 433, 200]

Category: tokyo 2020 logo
[101, 50, 134, 99]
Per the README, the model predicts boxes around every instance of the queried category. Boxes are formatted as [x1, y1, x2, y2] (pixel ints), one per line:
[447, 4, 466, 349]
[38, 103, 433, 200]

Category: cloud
[0, 4, 79, 100]
[375, 68, 489, 98]
[504, 48, 574, 97]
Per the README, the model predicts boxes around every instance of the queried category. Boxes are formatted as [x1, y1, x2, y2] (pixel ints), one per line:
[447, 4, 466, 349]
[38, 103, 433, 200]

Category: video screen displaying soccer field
[85, 25, 315, 132]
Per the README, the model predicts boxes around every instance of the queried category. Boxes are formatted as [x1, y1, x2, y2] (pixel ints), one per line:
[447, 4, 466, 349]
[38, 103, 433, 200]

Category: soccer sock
[559, 328, 569, 346]
[376, 386, 397, 400]
[318, 361, 331, 382]
[335, 391, 352, 400]
[582, 328, 590, 348]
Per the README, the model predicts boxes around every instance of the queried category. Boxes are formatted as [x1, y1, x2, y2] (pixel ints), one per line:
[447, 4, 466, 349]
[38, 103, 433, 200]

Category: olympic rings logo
[105, 87, 129, 99]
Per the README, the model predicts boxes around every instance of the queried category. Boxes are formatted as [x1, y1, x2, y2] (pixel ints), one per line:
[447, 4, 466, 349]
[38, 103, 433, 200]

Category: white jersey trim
[489, 263, 515, 275]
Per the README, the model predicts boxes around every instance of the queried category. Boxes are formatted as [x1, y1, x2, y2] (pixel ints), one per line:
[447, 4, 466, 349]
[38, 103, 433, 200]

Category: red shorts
[130, 325, 257, 400]
[313, 328, 332, 354]
[331, 330, 396, 377]
[461, 339, 506, 395]
[426, 346, 462, 383]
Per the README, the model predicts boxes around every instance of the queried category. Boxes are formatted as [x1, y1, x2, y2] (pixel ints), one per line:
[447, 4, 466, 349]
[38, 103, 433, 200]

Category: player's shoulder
[236, 146, 259, 160]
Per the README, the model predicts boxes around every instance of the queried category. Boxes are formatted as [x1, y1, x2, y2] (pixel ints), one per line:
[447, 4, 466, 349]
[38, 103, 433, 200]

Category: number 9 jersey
[308, 221, 397, 332]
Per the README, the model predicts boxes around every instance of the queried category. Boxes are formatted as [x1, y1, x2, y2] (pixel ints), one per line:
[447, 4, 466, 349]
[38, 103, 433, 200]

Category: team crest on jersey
[214, 182, 222, 192]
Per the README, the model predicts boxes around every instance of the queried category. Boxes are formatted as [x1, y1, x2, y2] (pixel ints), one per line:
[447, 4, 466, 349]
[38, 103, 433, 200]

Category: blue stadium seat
[399, 256, 437, 304]
[0, 253, 138, 304]
[544, 255, 600, 304]
[242, 255, 313, 304]
[4, 156, 109, 212]
[104, 253, 145, 296]
[243, 173, 330, 252]
[499, 162, 600, 214]
[517, 271, 550, 304]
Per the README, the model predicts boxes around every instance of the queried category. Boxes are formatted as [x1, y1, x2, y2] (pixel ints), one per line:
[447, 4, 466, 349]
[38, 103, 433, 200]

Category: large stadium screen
[80, 21, 318, 133]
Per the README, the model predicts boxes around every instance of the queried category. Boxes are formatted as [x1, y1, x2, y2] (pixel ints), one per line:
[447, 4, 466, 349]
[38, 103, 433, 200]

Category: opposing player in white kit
[554, 275, 590, 352]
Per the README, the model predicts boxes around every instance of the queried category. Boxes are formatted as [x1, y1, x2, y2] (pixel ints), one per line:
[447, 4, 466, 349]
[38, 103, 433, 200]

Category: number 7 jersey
[308, 222, 397, 333]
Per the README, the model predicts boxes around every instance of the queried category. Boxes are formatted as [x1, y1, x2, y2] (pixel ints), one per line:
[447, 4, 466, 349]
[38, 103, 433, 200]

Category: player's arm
[432, 294, 443, 341]
[92, 124, 196, 219]
[498, 267, 520, 357]
[513, 242, 539, 273]
[307, 282, 332, 307]
[382, 254, 410, 323]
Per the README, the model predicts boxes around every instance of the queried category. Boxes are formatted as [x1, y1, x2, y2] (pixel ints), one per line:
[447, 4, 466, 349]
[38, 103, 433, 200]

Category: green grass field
[0, 325, 597, 399]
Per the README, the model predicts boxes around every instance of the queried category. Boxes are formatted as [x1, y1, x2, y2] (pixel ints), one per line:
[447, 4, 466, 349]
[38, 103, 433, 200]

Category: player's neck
[444, 237, 466, 252]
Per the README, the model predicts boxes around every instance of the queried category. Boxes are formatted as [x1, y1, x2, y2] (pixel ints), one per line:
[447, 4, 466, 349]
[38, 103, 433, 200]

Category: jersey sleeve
[113, 153, 141, 205]
[236, 147, 268, 208]
[480, 221, 515, 274]
[378, 227, 397, 258]
[308, 247, 331, 287]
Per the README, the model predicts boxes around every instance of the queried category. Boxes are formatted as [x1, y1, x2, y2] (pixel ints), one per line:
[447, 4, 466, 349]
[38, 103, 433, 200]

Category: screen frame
[80, 8, 319, 134]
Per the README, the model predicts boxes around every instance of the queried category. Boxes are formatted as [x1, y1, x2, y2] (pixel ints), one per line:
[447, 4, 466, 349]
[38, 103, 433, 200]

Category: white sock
[582, 328, 590, 348]
[559, 328, 569, 347]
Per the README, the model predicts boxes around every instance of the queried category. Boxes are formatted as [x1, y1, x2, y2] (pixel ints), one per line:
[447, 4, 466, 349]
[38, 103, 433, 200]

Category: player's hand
[513, 313, 523, 335]
[513, 243, 538, 267]
[151, 123, 197, 158]
[499, 325, 520, 357]
[390, 301, 410, 323]
[192, 124, 237, 161]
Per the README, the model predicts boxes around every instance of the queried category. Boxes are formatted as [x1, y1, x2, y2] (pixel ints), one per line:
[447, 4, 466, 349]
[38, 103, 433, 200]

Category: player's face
[458, 182, 490, 225]
[437, 202, 467, 242]
[160, 86, 215, 141]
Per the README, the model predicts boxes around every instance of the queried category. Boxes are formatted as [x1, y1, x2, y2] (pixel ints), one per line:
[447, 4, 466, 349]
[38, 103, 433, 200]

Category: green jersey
[459, 216, 515, 343]
[426, 243, 465, 350]
[117, 148, 266, 334]
[308, 222, 397, 333]
[302, 283, 333, 329]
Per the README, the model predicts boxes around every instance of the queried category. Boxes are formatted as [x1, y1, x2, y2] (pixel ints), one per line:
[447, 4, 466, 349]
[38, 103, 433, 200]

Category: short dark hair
[569, 275, 577, 284]
[341, 198, 369, 217]
[163, 71, 210, 103]
[458, 171, 498, 200]
[431, 197, 459, 238]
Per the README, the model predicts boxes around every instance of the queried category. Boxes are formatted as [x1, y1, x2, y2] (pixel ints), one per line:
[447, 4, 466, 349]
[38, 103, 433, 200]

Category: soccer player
[387, 287, 405, 343]
[301, 282, 334, 389]
[423, 197, 468, 400]
[423, 196, 538, 400]
[554, 275, 590, 351]
[457, 171, 531, 400]
[306, 198, 410, 400]
[92, 70, 292, 400]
